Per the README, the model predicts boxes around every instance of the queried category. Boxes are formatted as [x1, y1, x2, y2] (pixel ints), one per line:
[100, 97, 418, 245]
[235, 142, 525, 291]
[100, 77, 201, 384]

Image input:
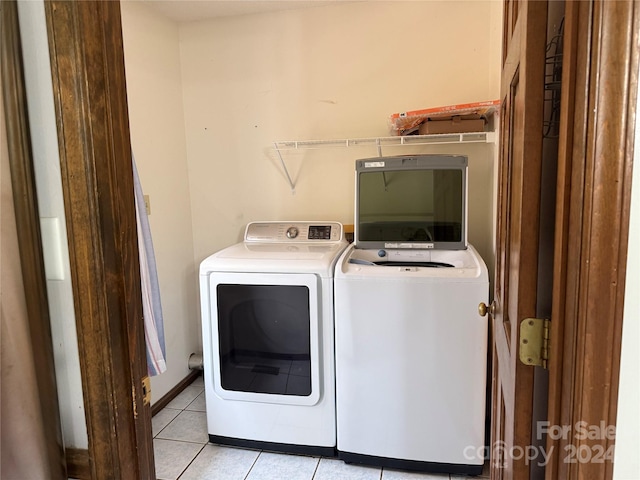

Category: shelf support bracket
[274, 143, 296, 194]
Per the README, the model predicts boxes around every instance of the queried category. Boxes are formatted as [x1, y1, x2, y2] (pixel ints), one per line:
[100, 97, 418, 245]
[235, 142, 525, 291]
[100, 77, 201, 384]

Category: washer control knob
[377, 249, 387, 258]
[286, 226, 299, 239]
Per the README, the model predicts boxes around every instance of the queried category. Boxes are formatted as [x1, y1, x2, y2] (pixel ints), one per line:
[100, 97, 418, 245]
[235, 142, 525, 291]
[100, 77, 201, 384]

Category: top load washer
[199, 221, 347, 455]
[334, 154, 488, 475]
[334, 243, 489, 475]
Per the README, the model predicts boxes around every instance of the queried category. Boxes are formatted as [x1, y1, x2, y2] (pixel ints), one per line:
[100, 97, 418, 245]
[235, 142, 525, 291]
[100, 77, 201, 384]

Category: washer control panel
[245, 222, 343, 243]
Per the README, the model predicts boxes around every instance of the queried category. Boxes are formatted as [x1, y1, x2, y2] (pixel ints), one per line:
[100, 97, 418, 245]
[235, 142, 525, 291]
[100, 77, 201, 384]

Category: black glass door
[216, 284, 312, 396]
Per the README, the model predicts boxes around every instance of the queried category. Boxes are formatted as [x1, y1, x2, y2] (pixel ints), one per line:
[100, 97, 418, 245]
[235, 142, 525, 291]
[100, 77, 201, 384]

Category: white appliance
[334, 244, 489, 475]
[199, 221, 347, 455]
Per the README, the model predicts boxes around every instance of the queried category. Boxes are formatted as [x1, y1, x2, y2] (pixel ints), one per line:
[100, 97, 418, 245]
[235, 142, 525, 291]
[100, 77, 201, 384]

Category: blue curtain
[132, 155, 166, 376]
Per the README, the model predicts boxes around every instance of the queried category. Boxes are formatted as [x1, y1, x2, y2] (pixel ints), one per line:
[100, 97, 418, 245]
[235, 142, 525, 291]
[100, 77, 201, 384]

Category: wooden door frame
[2, 1, 154, 476]
[43, 1, 155, 478]
[0, 1, 66, 477]
[546, 1, 638, 479]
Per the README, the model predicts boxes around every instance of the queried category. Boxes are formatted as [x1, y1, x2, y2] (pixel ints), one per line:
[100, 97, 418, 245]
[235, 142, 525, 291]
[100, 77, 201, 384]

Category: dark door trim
[547, 1, 638, 478]
[44, 1, 154, 478]
[0, 1, 66, 477]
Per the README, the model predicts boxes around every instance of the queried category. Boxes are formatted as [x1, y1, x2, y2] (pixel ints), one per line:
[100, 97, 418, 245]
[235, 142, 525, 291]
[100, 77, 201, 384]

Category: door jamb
[546, 1, 639, 478]
[44, 1, 154, 478]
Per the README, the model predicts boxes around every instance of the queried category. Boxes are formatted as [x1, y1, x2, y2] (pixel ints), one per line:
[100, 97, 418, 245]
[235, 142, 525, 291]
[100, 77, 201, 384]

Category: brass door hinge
[519, 318, 550, 369]
[142, 376, 151, 406]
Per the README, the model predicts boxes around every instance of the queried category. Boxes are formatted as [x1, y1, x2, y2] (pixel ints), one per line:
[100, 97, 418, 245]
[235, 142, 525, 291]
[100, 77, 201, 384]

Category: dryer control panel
[245, 221, 344, 243]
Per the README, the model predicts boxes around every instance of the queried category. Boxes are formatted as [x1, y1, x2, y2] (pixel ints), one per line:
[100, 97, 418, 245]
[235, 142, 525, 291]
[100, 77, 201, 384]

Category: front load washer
[199, 221, 347, 455]
[334, 244, 489, 475]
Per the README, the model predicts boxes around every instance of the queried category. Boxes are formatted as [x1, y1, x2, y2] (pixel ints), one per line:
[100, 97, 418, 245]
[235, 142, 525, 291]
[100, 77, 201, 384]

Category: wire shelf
[274, 132, 495, 152]
[272, 131, 496, 193]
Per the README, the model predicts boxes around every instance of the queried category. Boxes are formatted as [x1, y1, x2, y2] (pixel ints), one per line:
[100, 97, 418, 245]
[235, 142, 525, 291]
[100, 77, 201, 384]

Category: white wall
[179, 1, 503, 270]
[120, 2, 200, 403]
[613, 65, 640, 479]
[17, 0, 88, 449]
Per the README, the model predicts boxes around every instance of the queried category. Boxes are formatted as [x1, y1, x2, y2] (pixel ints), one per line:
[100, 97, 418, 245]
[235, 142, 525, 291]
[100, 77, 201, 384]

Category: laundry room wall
[178, 1, 503, 275]
[121, 2, 200, 403]
[613, 64, 640, 480]
[119, 0, 502, 402]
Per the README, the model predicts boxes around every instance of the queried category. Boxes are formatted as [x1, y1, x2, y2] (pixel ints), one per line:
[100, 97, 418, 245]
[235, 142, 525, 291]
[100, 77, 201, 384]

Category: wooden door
[490, 1, 548, 478]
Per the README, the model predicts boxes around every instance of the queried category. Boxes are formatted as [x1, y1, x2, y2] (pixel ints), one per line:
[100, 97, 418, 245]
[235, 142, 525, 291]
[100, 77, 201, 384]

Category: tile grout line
[310, 455, 322, 479]
[242, 449, 263, 480]
[156, 382, 208, 480]
[154, 408, 182, 439]
[175, 443, 207, 480]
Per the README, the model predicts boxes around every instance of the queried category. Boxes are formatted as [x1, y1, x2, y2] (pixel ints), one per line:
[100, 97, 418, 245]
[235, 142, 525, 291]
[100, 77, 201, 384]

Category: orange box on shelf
[389, 100, 500, 135]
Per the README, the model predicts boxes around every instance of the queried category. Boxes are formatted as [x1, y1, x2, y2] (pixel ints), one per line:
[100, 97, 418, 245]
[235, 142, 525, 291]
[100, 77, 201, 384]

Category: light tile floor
[152, 376, 489, 480]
